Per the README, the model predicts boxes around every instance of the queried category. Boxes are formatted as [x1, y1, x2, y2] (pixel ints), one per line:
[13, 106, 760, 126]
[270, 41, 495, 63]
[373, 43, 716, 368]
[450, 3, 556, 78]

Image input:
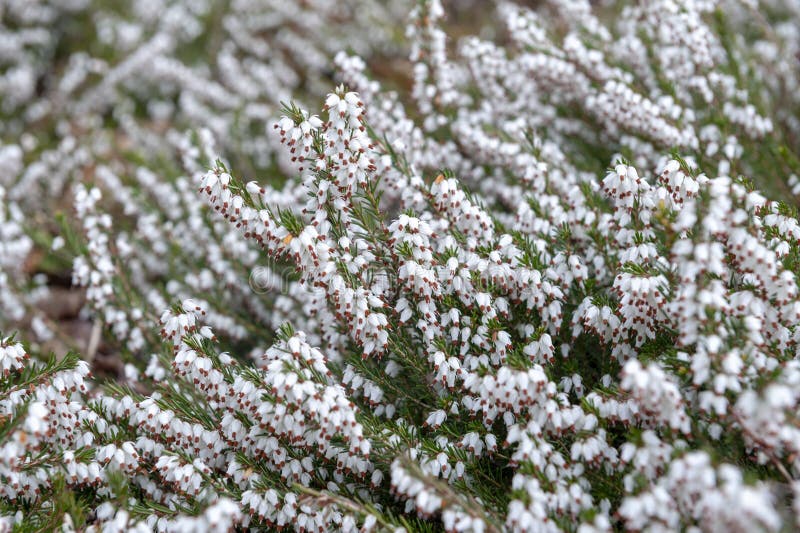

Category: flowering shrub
[2, 0, 800, 531]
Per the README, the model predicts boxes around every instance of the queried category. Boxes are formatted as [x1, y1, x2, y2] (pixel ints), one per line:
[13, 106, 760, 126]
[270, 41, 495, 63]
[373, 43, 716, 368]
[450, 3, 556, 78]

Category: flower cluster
[2, 0, 800, 531]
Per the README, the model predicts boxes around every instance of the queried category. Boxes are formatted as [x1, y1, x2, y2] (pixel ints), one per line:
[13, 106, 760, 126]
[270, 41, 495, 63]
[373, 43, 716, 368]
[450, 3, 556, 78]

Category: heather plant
[2, 0, 800, 532]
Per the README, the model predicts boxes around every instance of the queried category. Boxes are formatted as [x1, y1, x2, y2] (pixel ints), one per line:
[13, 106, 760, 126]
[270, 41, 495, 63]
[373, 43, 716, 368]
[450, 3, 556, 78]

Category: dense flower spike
[2, 0, 800, 531]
